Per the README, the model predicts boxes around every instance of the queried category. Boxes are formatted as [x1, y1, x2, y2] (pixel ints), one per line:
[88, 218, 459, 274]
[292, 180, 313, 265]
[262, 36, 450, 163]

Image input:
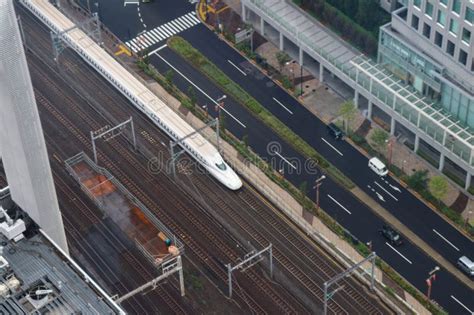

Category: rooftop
[0, 199, 124, 314]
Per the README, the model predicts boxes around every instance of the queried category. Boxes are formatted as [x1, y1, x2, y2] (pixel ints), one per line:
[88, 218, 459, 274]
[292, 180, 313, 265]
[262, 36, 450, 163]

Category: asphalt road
[87, 0, 474, 313]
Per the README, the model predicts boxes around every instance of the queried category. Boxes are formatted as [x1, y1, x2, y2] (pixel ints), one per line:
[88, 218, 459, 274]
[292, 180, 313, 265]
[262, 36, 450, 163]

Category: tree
[407, 170, 429, 191]
[429, 176, 448, 204]
[370, 129, 389, 152]
[276, 51, 291, 71]
[338, 100, 357, 134]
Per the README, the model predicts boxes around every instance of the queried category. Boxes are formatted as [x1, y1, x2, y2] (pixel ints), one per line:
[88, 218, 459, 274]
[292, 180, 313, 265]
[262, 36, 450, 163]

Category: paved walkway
[252, 16, 474, 224]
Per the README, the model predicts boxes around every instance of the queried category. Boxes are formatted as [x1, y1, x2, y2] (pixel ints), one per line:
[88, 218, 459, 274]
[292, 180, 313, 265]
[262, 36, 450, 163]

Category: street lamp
[426, 266, 440, 300]
[313, 175, 326, 213]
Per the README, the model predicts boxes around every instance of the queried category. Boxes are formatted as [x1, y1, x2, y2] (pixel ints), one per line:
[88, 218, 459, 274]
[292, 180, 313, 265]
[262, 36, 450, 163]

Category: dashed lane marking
[154, 53, 247, 128]
[321, 137, 343, 156]
[374, 181, 398, 201]
[327, 194, 351, 214]
[432, 229, 460, 251]
[385, 242, 412, 264]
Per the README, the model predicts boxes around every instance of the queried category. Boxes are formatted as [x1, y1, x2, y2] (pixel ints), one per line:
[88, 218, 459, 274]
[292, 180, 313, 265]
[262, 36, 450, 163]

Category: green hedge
[167, 36, 354, 190]
[137, 58, 445, 315]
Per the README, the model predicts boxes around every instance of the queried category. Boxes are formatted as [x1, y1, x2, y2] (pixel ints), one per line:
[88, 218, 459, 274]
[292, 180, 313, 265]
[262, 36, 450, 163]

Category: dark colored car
[327, 123, 344, 140]
[379, 225, 403, 246]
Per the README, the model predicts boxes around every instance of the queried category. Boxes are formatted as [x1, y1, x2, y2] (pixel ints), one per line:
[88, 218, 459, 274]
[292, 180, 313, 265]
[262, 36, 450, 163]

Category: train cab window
[215, 161, 227, 171]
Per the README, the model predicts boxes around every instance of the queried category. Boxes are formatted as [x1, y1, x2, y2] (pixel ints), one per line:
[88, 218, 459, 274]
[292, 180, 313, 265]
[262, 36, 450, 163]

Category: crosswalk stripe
[188, 13, 200, 24]
[158, 26, 173, 37]
[169, 20, 184, 32]
[178, 15, 193, 28]
[143, 32, 156, 44]
[173, 19, 187, 30]
[163, 23, 178, 35]
[146, 31, 159, 42]
[128, 42, 139, 52]
[150, 29, 164, 41]
[128, 12, 202, 52]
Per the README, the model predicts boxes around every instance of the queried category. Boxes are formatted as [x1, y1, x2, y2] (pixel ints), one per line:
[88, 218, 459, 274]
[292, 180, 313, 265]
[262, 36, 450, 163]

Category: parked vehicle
[327, 123, 344, 140]
[457, 256, 474, 277]
[368, 157, 388, 176]
[379, 225, 403, 246]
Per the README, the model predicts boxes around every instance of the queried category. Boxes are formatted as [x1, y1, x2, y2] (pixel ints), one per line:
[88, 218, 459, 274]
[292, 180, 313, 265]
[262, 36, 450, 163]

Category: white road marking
[389, 184, 402, 192]
[272, 97, 293, 114]
[327, 194, 351, 214]
[450, 295, 473, 314]
[374, 181, 398, 201]
[321, 137, 343, 156]
[273, 151, 297, 170]
[147, 44, 168, 56]
[432, 229, 460, 251]
[385, 242, 412, 264]
[154, 53, 247, 128]
[227, 60, 247, 76]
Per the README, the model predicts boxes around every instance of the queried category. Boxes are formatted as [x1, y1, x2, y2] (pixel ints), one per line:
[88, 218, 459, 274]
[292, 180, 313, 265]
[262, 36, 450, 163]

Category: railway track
[52, 55, 390, 313]
[41, 98, 188, 315]
[26, 39, 303, 314]
[19, 4, 395, 314]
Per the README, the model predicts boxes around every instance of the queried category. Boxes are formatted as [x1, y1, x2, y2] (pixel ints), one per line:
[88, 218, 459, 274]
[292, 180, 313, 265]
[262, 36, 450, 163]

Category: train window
[215, 161, 227, 171]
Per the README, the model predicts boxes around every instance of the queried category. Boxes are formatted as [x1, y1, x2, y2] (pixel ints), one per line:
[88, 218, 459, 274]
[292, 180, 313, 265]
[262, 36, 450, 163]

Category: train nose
[225, 177, 242, 190]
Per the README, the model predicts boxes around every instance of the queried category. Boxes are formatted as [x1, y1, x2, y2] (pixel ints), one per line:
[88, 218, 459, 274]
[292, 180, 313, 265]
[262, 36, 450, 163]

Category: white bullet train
[21, 0, 242, 190]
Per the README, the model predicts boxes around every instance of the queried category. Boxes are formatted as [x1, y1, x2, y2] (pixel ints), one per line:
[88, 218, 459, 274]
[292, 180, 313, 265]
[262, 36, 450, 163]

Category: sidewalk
[211, 0, 473, 225]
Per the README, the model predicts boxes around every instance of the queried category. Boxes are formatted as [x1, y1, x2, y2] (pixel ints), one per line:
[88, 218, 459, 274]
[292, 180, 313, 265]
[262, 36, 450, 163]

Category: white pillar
[354, 90, 359, 108]
[367, 101, 373, 119]
[439, 153, 445, 171]
[242, 4, 247, 22]
[279, 32, 284, 50]
[319, 63, 324, 82]
[414, 135, 420, 152]
[260, 18, 264, 35]
[465, 173, 472, 190]
[390, 117, 396, 136]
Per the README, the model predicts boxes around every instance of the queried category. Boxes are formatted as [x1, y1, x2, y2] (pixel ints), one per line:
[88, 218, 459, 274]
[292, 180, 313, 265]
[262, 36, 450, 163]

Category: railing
[65, 152, 184, 252]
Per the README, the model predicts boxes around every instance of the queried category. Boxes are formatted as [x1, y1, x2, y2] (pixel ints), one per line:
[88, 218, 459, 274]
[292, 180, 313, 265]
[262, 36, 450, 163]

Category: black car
[379, 225, 403, 246]
[327, 123, 344, 140]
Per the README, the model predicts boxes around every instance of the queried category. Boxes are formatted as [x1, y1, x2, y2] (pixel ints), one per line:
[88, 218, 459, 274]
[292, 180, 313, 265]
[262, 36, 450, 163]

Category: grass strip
[137, 59, 446, 314]
[167, 36, 354, 190]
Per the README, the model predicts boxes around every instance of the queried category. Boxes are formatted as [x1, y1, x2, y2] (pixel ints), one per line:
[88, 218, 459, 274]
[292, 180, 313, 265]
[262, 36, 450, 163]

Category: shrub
[168, 36, 355, 189]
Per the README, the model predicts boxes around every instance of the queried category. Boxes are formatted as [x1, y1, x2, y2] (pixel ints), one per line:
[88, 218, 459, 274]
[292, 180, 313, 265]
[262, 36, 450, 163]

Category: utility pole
[313, 175, 326, 212]
[426, 266, 440, 300]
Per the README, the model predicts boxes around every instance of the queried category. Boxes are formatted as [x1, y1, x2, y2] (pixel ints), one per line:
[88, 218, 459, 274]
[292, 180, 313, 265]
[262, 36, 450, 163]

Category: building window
[437, 10, 446, 26]
[449, 19, 459, 35]
[435, 31, 443, 47]
[423, 23, 431, 38]
[425, 1, 434, 17]
[447, 40, 455, 56]
[413, 0, 421, 9]
[471, 58, 474, 71]
[440, 0, 448, 6]
[452, 0, 461, 14]
[466, 7, 474, 24]
[412, 14, 420, 29]
[459, 49, 467, 65]
[462, 28, 471, 43]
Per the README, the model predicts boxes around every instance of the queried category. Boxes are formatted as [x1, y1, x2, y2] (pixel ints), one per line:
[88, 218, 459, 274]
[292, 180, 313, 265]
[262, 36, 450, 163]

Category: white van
[457, 256, 474, 277]
[368, 157, 388, 176]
